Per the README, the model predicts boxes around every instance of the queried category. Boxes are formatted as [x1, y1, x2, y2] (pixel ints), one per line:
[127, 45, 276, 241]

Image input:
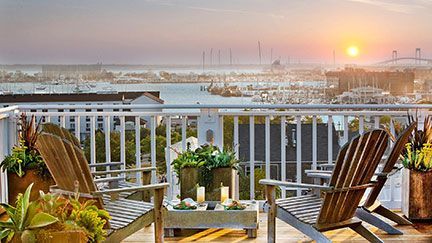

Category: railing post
[165, 116, 173, 200]
[233, 116, 239, 200]
[135, 116, 142, 184]
[281, 116, 287, 198]
[0, 119, 8, 203]
[249, 116, 255, 200]
[90, 116, 96, 172]
[151, 116, 157, 184]
[0, 110, 18, 203]
[104, 117, 111, 173]
[295, 116, 302, 196]
[328, 115, 333, 164]
[265, 116, 271, 179]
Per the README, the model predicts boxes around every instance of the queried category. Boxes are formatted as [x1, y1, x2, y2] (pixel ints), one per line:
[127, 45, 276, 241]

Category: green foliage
[0, 184, 111, 243]
[172, 145, 205, 178]
[172, 144, 241, 188]
[302, 116, 323, 124]
[0, 183, 59, 242]
[402, 143, 432, 172]
[67, 199, 110, 243]
[1, 114, 50, 178]
[82, 124, 197, 175]
[402, 116, 432, 172]
[239, 168, 282, 200]
[173, 200, 197, 210]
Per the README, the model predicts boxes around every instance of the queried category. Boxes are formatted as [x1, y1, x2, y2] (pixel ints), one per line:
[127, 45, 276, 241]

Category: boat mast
[258, 41, 262, 65]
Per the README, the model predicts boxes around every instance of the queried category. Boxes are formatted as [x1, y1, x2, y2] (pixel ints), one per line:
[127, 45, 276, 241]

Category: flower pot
[7, 169, 54, 205]
[179, 167, 199, 200]
[206, 167, 235, 201]
[179, 167, 235, 201]
[402, 169, 432, 220]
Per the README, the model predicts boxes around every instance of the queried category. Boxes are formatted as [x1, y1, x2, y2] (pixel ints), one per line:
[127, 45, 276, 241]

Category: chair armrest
[306, 172, 332, 180]
[94, 176, 125, 183]
[92, 167, 156, 176]
[305, 169, 332, 174]
[89, 162, 123, 168]
[259, 179, 331, 190]
[92, 183, 169, 196]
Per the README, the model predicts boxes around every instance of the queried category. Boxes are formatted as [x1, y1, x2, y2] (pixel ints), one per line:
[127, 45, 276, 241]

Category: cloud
[186, 6, 286, 19]
[144, 0, 285, 19]
[345, 0, 427, 14]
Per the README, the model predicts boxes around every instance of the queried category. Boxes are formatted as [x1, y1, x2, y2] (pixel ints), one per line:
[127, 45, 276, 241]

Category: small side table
[164, 201, 259, 238]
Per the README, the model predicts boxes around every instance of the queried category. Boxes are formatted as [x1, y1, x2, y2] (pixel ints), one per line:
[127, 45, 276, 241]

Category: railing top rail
[15, 103, 432, 110]
[0, 105, 19, 114]
[24, 110, 410, 117]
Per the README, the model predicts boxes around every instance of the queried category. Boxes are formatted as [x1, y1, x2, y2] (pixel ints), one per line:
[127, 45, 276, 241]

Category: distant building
[238, 123, 340, 182]
[42, 64, 102, 79]
[0, 91, 163, 141]
[326, 68, 414, 96]
[337, 86, 396, 104]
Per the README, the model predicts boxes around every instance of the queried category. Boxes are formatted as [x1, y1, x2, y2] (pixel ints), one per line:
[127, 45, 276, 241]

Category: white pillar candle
[197, 186, 205, 203]
[221, 186, 229, 203]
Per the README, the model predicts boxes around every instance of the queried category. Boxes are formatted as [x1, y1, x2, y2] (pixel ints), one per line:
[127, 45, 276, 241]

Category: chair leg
[350, 223, 384, 243]
[374, 205, 413, 225]
[356, 208, 403, 235]
[154, 188, 165, 243]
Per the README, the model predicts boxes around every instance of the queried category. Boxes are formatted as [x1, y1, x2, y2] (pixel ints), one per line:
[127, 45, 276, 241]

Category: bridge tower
[392, 50, 398, 64]
[416, 48, 421, 64]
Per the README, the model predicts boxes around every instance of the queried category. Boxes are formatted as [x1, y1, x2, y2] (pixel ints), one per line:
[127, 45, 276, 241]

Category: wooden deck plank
[122, 212, 432, 242]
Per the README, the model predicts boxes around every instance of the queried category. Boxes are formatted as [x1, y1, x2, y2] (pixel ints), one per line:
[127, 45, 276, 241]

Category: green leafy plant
[402, 115, 432, 172]
[222, 200, 246, 210]
[171, 143, 206, 179]
[171, 144, 241, 188]
[67, 199, 110, 243]
[173, 200, 197, 210]
[0, 113, 50, 178]
[0, 183, 59, 242]
[402, 143, 432, 172]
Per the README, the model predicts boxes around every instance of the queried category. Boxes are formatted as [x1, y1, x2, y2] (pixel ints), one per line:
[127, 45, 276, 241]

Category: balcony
[1, 104, 432, 242]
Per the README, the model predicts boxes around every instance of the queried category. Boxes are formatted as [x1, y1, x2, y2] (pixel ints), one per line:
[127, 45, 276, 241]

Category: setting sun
[347, 46, 359, 57]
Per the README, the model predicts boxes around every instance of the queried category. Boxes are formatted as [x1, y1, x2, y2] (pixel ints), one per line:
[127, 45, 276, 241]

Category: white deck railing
[0, 104, 429, 207]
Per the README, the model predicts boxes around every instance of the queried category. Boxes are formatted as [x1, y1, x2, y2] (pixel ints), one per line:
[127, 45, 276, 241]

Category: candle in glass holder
[220, 186, 229, 203]
[197, 186, 205, 203]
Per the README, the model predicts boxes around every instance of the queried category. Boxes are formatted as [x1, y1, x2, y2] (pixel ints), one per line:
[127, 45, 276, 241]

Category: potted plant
[401, 116, 432, 220]
[0, 114, 54, 204]
[172, 144, 240, 201]
[0, 184, 59, 242]
[0, 184, 111, 243]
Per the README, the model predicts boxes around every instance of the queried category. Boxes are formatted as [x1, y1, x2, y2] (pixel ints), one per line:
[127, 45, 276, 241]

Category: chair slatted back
[363, 122, 415, 207]
[317, 130, 389, 225]
[36, 133, 97, 194]
[42, 123, 81, 147]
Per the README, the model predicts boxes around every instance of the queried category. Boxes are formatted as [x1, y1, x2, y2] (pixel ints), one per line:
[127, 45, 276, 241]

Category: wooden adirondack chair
[260, 129, 389, 243]
[42, 123, 155, 200]
[36, 132, 169, 243]
[306, 122, 415, 235]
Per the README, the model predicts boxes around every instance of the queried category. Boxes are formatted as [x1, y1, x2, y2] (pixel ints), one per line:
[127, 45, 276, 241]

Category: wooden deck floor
[123, 212, 432, 242]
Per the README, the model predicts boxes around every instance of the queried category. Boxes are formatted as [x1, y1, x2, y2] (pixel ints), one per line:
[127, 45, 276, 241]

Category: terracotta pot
[402, 169, 432, 220]
[180, 167, 235, 201]
[7, 169, 54, 205]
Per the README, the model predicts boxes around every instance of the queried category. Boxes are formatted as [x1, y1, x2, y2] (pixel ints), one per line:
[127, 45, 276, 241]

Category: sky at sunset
[1, 0, 431, 65]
